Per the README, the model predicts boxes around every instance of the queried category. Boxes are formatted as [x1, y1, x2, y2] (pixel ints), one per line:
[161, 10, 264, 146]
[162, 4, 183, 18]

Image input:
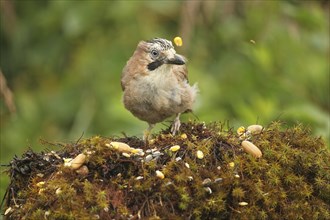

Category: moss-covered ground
[2, 121, 329, 219]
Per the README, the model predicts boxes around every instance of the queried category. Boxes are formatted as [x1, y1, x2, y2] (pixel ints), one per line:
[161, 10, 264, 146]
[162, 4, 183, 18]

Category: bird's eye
[150, 50, 159, 58]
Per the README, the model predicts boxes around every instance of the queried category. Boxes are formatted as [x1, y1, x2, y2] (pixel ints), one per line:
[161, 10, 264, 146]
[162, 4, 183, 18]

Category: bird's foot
[143, 130, 150, 143]
[171, 114, 181, 135]
[143, 123, 155, 145]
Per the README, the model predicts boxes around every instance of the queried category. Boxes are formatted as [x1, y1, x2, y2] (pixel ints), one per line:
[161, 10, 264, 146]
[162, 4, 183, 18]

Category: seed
[229, 162, 235, 168]
[76, 165, 89, 176]
[122, 153, 131, 158]
[170, 145, 180, 152]
[4, 207, 13, 216]
[185, 163, 190, 169]
[165, 181, 173, 186]
[239, 202, 248, 206]
[70, 153, 86, 170]
[237, 126, 246, 135]
[145, 155, 153, 162]
[247, 125, 263, 134]
[214, 178, 223, 183]
[63, 158, 73, 167]
[188, 176, 193, 181]
[196, 150, 204, 159]
[202, 178, 212, 186]
[55, 188, 62, 195]
[38, 188, 45, 194]
[36, 173, 44, 178]
[131, 148, 144, 156]
[241, 140, 262, 158]
[156, 170, 165, 179]
[204, 187, 212, 194]
[173, 36, 183, 47]
[109, 142, 132, 153]
[234, 174, 240, 178]
[180, 133, 187, 139]
[152, 151, 162, 157]
[36, 181, 45, 187]
[148, 139, 156, 145]
[175, 157, 182, 162]
[135, 176, 143, 180]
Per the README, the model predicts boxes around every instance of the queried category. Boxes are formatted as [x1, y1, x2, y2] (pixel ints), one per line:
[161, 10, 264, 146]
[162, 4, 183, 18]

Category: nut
[170, 145, 180, 152]
[247, 125, 263, 134]
[241, 140, 262, 158]
[70, 153, 86, 170]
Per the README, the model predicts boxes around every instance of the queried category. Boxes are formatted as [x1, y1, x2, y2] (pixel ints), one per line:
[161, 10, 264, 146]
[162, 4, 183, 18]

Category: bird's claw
[171, 117, 181, 136]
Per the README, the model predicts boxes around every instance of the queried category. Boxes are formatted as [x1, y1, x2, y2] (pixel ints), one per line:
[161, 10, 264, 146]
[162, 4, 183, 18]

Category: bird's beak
[166, 54, 185, 65]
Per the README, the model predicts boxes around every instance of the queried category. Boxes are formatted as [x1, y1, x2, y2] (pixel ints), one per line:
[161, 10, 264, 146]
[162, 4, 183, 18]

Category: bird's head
[136, 38, 186, 71]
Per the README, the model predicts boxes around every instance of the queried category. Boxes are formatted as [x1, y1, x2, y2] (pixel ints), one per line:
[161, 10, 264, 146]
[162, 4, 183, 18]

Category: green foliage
[0, 0, 329, 205]
[2, 121, 330, 219]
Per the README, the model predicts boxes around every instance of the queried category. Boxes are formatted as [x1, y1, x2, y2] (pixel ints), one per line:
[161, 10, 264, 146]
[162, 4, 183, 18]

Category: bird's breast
[123, 66, 196, 123]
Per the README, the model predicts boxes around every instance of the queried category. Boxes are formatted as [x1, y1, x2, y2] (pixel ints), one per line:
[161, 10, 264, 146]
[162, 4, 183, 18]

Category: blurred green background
[0, 0, 329, 207]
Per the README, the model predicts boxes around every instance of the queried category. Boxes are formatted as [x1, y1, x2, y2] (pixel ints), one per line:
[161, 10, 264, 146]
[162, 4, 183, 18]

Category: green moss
[2, 121, 330, 219]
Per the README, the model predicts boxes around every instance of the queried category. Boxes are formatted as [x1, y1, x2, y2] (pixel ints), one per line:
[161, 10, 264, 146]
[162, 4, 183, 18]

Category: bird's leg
[143, 123, 155, 144]
[171, 113, 181, 135]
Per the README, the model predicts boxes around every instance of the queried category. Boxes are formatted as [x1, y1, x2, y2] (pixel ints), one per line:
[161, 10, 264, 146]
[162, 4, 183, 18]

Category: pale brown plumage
[121, 38, 198, 140]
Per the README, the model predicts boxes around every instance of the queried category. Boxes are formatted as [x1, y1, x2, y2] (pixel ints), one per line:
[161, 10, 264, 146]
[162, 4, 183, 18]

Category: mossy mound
[2, 121, 330, 219]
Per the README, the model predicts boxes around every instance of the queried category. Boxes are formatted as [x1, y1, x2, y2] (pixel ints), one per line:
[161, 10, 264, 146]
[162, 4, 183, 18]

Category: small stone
[196, 150, 204, 159]
[170, 145, 180, 152]
[217, 166, 221, 170]
[156, 170, 165, 179]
